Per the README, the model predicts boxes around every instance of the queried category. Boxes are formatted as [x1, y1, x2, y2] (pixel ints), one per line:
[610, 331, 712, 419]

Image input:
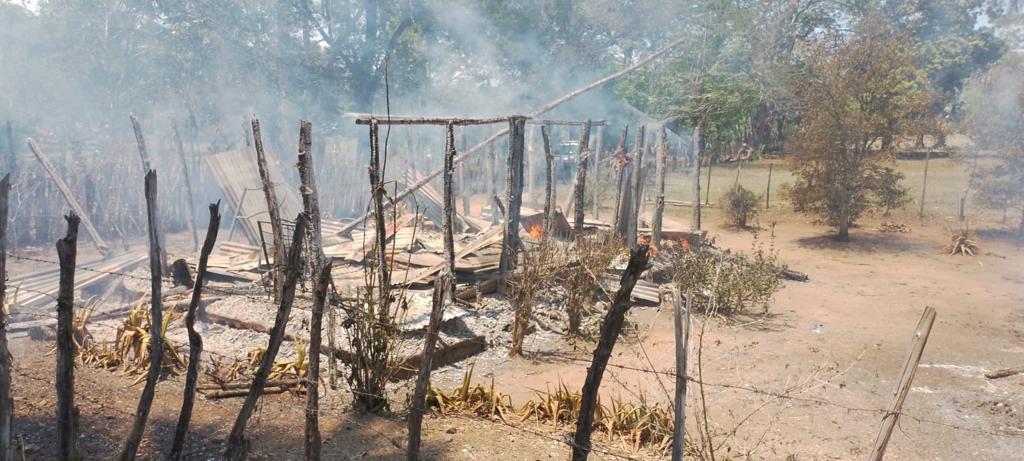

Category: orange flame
[527, 222, 544, 239]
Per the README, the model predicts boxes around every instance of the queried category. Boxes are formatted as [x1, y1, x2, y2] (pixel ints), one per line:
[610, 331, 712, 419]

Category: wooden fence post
[169, 202, 221, 461]
[572, 244, 651, 460]
[407, 123, 459, 460]
[572, 121, 592, 237]
[129, 116, 168, 272]
[868, 306, 937, 461]
[652, 127, 668, 249]
[765, 163, 773, 209]
[56, 213, 80, 461]
[252, 117, 286, 303]
[120, 171, 165, 461]
[224, 214, 308, 461]
[541, 124, 554, 234]
[0, 175, 12, 461]
[499, 117, 526, 282]
[592, 124, 604, 219]
[671, 287, 692, 461]
[631, 127, 647, 244]
[297, 120, 330, 461]
[693, 118, 704, 230]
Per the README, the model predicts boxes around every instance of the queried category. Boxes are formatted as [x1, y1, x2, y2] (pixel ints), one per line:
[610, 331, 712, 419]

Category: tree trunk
[0, 175, 12, 461]
[4, 123, 16, 254]
[837, 219, 850, 242]
[571, 244, 651, 460]
[692, 117, 704, 230]
[172, 121, 200, 252]
[919, 150, 931, 219]
[573, 121, 592, 236]
[56, 213, 80, 461]
[224, 215, 308, 461]
[169, 202, 221, 461]
[499, 117, 527, 281]
[652, 127, 668, 250]
[252, 118, 286, 303]
[1018, 204, 1024, 240]
[120, 171, 165, 461]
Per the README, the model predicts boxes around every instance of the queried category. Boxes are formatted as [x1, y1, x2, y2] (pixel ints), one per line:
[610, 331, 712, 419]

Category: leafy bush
[672, 235, 783, 314]
[722, 184, 760, 228]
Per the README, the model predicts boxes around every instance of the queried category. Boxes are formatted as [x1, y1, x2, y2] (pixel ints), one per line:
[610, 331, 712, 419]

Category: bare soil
[5, 158, 1024, 460]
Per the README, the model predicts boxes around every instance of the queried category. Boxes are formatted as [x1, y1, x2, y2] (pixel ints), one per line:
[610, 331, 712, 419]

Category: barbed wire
[4, 252, 1022, 445]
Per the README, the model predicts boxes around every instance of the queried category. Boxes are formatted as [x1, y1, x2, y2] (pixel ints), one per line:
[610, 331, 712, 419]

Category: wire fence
[2, 249, 1022, 461]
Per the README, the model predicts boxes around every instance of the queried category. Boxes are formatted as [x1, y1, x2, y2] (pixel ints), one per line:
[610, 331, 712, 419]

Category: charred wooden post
[592, 124, 604, 219]
[652, 127, 668, 250]
[130, 116, 168, 271]
[130, 114, 154, 172]
[571, 244, 651, 460]
[56, 213, 80, 461]
[172, 121, 200, 252]
[442, 124, 457, 298]
[224, 215, 308, 461]
[169, 202, 221, 461]
[572, 121, 592, 236]
[541, 124, 554, 234]
[407, 123, 459, 461]
[629, 126, 646, 247]
[499, 117, 527, 283]
[252, 118, 286, 302]
[765, 163, 773, 209]
[335, 37, 689, 233]
[487, 145, 498, 224]
[671, 287, 691, 461]
[297, 120, 329, 461]
[612, 125, 630, 238]
[692, 117, 705, 230]
[27, 139, 110, 256]
[120, 171, 165, 461]
[458, 127, 470, 215]
[0, 175, 11, 461]
[526, 124, 536, 206]
[368, 119, 390, 303]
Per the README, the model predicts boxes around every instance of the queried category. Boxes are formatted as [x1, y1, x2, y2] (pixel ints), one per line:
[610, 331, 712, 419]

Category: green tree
[785, 13, 931, 241]
[962, 53, 1024, 236]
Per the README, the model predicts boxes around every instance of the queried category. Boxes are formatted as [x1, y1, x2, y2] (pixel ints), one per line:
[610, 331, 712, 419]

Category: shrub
[722, 184, 760, 228]
[672, 235, 783, 315]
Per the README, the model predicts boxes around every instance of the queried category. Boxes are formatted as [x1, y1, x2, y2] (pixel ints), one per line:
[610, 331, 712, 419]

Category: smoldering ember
[0, 2, 1023, 461]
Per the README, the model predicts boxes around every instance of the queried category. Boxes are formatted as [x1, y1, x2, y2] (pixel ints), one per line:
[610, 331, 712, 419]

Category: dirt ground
[4, 157, 1024, 460]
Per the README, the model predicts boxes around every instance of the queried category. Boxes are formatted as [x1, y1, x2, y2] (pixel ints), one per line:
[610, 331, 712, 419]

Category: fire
[527, 222, 544, 239]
